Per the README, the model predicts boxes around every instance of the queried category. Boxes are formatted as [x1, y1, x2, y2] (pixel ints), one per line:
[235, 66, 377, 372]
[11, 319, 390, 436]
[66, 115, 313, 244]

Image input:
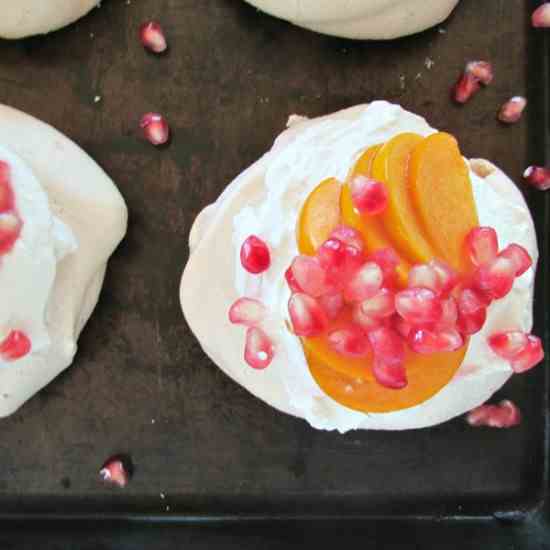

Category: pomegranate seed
[523, 166, 550, 190]
[395, 288, 443, 326]
[343, 261, 383, 303]
[352, 303, 385, 331]
[0, 212, 22, 255]
[488, 331, 529, 360]
[288, 293, 328, 337]
[140, 112, 170, 146]
[240, 235, 271, 275]
[100, 456, 132, 488]
[429, 259, 459, 295]
[0, 162, 14, 213]
[330, 225, 364, 252]
[465, 227, 499, 267]
[244, 327, 274, 369]
[408, 263, 441, 293]
[409, 328, 464, 355]
[368, 248, 400, 286]
[393, 316, 413, 339]
[359, 288, 395, 319]
[510, 335, 544, 374]
[228, 298, 266, 327]
[467, 400, 521, 428]
[0, 330, 31, 361]
[290, 255, 333, 297]
[466, 61, 494, 86]
[437, 296, 459, 329]
[452, 71, 481, 104]
[532, 3, 550, 27]
[499, 244, 533, 277]
[328, 326, 370, 358]
[372, 358, 407, 389]
[318, 293, 344, 320]
[317, 238, 364, 287]
[498, 96, 527, 124]
[368, 326, 405, 367]
[473, 256, 516, 299]
[350, 176, 388, 216]
[456, 288, 488, 335]
[139, 21, 168, 53]
[285, 266, 303, 293]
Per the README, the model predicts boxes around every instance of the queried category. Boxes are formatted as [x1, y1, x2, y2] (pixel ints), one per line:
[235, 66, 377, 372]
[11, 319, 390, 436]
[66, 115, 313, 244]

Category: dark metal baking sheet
[0, 0, 548, 537]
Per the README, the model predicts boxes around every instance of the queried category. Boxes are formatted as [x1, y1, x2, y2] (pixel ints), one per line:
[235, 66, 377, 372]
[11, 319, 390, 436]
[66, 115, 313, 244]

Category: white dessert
[0, 104, 127, 417]
[244, 0, 460, 40]
[0, 0, 99, 39]
[181, 101, 537, 432]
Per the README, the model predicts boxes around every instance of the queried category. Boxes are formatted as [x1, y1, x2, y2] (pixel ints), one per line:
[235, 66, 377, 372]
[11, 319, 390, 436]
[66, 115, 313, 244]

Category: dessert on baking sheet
[181, 101, 543, 432]
[0, 104, 127, 417]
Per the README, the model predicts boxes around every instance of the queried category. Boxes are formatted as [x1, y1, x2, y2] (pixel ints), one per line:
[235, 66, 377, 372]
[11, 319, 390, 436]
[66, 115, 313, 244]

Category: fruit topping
[228, 298, 266, 327]
[288, 293, 328, 337]
[318, 293, 345, 321]
[285, 266, 303, 293]
[395, 287, 443, 326]
[0, 212, 22, 255]
[472, 256, 516, 299]
[466, 400, 521, 428]
[329, 225, 364, 252]
[465, 227, 499, 267]
[244, 327, 274, 369]
[240, 235, 271, 274]
[350, 175, 388, 216]
[316, 238, 364, 287]
[510, 335, 544, 374]
[372, 358, 408, 390]
[409, 328, 464, 355]
[368, 326, 405, 368]
[328, 326, 370, 358]
[358, 288, 395, 319]
[290, 255, 333, 297]
[488, 331, 529, 360]
[0, 330, 31, 361]
[456, 288, 488, 336]
[343, 261, 384, 303]
[0, 161, 14, 213]
[499, 244, 533, 277]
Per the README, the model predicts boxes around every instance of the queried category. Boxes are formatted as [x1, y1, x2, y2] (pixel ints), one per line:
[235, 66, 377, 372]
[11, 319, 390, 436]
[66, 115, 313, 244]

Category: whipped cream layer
[181, 101, 537, 432]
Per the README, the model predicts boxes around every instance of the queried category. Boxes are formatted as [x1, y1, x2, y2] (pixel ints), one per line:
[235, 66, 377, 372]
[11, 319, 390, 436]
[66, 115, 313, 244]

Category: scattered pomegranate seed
[408, 263, 441, 293]
[395, 287, 443, 326]
[499, 244, 533, 277]
[0, 162, 14, 213]
[473, 256, 516, 299]
[510, 335, 544, 374]
[317, 238, 364, 287]
[372, 358, 408, 389]
[437, 296, 459, 329]
[350, 176, 388, 216]
[429, 260, 459, 295]
[140, 112, 170, 146]
[456, 288, 488, 336]
[139, 21, 168, 53]
[318, 293, 345, 320]
[523, 166, 550, 191]
[358, 288, 395, 319]
[285, 266, 303, 293]
[240, 235, 271, 275]
[452, 71, 481, 104]
[99, 456, 132, 488]
[465, 227, 499, 267]
[228, 298, 266, 327]
[352, 302, 385, 331]
[290, 255, 333, 297]
[329, 225, 364, 252]
[244, 326, 274, 369]
[466, 61, 494, 86]
[368, 326, 405, 367]
[288, 293, 328, 337]
[409, 328, 464, 354]
[368, 248, 400, 286]
[343, 261, 383, 303]
[498, 96, 527, 124]
[488, 331, 529, 360]
[0, 330, 31, 361]
[328, 326, 371, 358]
[467, 400, 521, 428]
[532, 3, 550, 27]
[0, 212, 22, 255]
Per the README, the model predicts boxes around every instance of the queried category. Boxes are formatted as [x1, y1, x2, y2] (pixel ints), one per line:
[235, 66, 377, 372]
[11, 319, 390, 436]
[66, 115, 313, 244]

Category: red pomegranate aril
[240, 235, 271, 275]
[373, 358, 407, 389]
[228, 298, 266, 327]
[466, 61, 494, 85]
[139, 21, 168, 53]
[393, 316, 413, 339]
[437, 296, 459, 329]
[291, 255, 332, 297]
[350, 176, 389, 216]
[408, 263, 441, 293]
[328, 326, 370, 358]
[499, 244, 532, 277]
[368, 248, 400, 286]
[524, 165, 550, 191]
[467, 400, 521, 428]
[532, 3, 550, 27]
[244, 327, 274, 369]
[395, 287, 443, 326]
[0, 212, 22, 254]
[473, 256, 516, 299]
[100, 457, 131, 488]
[0, 162, 14, 213]
[359, 288, 395, 319]
[452, 71, 481, 104]
[318, 293, 344, 320]
[285, 266, 303, 293]
[465, 227, 499, 267]
[498, 96, 527, 124]
[140, 112, 170, 146]
[409, 328, 464, 355]
[368, 326, 405, 367]
[329, 225, 364, 252]
[429, 259, 459, 295]
[343, 261, 383, 303]
[288, 293, 328, 337]
[510, 335, 544, 374]
[457, 288, 488, 336]
[317, 238, 364, 286]
[488, 331, 529, 360]
[352, 303, 385, 331]
[0, 330, 31, 361]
